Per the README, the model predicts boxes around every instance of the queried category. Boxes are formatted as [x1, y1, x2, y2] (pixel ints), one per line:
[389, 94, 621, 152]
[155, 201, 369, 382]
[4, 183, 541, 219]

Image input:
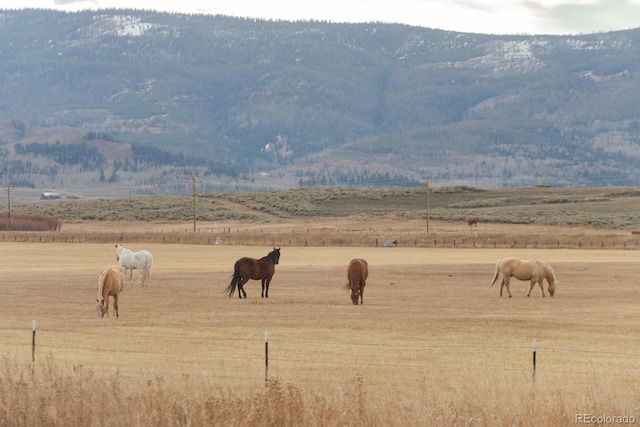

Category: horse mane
[97, 268, 108, 302]
[545, 262, 558, 284]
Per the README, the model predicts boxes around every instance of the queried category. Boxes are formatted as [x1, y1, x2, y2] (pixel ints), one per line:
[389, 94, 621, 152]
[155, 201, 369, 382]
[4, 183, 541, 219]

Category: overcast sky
[3, 0, 640, 35]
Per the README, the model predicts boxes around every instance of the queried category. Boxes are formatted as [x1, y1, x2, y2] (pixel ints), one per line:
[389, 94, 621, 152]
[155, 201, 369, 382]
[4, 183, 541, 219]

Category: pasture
[2, 235, 640, 425]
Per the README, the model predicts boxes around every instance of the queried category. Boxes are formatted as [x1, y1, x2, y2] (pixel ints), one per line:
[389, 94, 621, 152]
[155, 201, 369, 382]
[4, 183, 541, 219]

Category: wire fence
[1, 229, 640, 249]
[4, 324, 640, 387]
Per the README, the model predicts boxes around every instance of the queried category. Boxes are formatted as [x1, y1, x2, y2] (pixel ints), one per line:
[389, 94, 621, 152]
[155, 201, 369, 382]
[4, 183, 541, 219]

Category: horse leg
[263, 278, 271, 298]
[139, 268, 147, 287]
[502, 277, 513, 298]
[359, 284, 364, 305]
[238, 277, 249, 298]
[136, 269, 144, 287]
[120, 267, 128, 287]
[132, 269, 138, 287]
[113, 294, 119, 319]
[140, 265, 147, 287]
[141, 264, 151, 287]
[538, 278, 546, 297]
[143, 265, 151, 287]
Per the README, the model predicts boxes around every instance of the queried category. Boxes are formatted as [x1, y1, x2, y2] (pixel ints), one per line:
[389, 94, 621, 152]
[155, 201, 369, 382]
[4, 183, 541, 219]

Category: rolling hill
[1, 9, 640, 196]
[9, 185, 640, 231]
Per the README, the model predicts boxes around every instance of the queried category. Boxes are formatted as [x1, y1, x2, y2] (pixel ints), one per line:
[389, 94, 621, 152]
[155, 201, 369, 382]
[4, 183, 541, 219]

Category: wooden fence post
[532, 338, 537, 378]
[264, 332, 269, 387]
[32, 320, 37, 365]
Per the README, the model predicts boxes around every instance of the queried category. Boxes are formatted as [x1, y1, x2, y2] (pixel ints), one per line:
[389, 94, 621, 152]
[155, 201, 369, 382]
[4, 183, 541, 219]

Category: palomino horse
[225, 248, 281, 299]
[488, 257, 558, 298]
[115, 244, 153, 287]
[96, 266, 125, 318]
[344, 258, 368, 305]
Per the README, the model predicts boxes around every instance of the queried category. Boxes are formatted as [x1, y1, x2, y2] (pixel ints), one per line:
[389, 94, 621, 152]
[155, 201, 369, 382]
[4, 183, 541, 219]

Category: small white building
[40, 192, 61, 200]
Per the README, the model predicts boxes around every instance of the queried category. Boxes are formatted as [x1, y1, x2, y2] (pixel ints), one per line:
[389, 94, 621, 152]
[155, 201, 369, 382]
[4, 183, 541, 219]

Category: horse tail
[224, 262, 241, 297]
[488, 261, 500, 289]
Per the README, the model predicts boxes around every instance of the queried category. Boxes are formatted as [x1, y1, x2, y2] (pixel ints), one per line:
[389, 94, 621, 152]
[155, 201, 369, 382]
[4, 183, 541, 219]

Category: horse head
[343, 280, 360, 305]
[270, 247, 281, 265]
[96, 299, 106, 318]
[545, 263, 558, 297]
[350, 287, 360, 305]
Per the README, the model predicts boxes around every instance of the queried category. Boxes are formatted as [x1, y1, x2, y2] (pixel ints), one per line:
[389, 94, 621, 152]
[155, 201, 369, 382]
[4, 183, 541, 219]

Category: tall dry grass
[1, 354, 637, 426]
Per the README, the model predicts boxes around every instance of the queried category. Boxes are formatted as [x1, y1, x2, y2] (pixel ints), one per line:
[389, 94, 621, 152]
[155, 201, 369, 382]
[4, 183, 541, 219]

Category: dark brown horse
[467, 218, 478, 227]
[225, 248, 281, 298]
[344, 258, 368, 305]
[95, 265, 125, 318]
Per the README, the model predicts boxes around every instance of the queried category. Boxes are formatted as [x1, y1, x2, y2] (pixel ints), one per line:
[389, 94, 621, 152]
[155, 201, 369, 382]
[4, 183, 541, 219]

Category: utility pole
[7, 185, 11, 230]
[426, 180, 430, 233]
[189, 178, 202, 232]
[191, 178, 197, 232]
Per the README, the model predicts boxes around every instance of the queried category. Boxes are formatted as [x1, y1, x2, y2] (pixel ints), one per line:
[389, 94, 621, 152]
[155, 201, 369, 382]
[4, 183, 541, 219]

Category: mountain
[1, 9, 640, 198]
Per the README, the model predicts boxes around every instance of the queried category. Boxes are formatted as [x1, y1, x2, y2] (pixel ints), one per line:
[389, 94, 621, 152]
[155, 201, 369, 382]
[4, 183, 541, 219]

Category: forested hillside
[1, 9, 640, 198]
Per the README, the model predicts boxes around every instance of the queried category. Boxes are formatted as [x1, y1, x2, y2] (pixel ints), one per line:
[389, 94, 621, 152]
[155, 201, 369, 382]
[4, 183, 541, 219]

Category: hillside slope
[10, 186, 640, 230]
[1, 10, 640, 194]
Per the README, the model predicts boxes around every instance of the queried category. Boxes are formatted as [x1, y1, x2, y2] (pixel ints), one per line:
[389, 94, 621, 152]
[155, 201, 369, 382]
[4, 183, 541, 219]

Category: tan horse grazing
[96, 266, 125, 318]
[488, 257, 557, 298]
[344, 259, 368, 305]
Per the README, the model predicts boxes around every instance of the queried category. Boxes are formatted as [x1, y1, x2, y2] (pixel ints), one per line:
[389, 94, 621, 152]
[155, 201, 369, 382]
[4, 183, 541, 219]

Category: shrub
[0, 213, 62, 231]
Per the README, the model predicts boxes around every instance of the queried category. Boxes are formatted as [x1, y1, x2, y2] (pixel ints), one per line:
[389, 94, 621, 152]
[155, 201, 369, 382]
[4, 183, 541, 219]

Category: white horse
[115, 243, 153, 287]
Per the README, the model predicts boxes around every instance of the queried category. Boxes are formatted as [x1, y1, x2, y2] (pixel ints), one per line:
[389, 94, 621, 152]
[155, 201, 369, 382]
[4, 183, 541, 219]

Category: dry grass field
[2, 218, 640, 426]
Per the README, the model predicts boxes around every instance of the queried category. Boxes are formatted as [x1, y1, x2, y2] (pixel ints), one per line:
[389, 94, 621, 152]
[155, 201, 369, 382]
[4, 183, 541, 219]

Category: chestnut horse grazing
[344, 258, 368, 305]
[96, 266, 125, 318]
[488, 257, 558, 298]
[225, 248, 280, 298]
